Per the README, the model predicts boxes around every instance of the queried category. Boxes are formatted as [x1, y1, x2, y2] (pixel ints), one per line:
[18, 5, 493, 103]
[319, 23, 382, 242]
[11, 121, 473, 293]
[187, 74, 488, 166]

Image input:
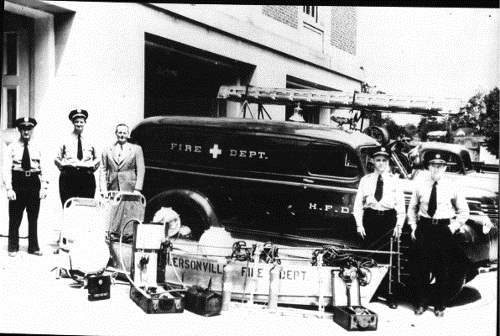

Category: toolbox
[87, 274, 111, 301]
[332, 268, 378, 331]
[184, 285, 222, 317]
[130, 285, 185, 314]
[332, 305, 378, 331]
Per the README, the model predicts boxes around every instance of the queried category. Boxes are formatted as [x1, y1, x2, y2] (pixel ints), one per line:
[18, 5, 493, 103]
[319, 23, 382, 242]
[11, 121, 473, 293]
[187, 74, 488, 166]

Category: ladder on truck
[217, 85, 456, 129]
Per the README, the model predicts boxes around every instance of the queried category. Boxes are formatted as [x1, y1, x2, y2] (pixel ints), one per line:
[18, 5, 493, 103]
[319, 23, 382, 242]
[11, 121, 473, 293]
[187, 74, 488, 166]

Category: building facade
[1, 2, 365, 237]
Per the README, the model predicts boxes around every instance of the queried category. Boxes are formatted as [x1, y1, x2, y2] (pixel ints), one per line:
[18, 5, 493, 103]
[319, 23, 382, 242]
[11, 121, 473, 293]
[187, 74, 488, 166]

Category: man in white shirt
[54, 109, 100, 206]
[2, 118, 48, 256]
[353, 146, 405, 308]
[407, 153, 477, 318]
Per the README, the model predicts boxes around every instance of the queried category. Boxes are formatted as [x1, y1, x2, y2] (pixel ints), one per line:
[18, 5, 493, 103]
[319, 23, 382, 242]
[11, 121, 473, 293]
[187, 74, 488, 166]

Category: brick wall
[262, 5, 298, 29]
[330, 7, 357, 55]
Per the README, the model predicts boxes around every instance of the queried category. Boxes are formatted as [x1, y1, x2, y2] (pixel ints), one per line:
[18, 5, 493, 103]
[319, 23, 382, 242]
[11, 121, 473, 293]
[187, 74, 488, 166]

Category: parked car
[130, 117, 497, 298]
[416, 142, 498, 192]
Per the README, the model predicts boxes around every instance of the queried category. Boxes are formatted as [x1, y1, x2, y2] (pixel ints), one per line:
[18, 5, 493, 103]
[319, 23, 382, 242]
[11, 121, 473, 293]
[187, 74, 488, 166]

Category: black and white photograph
[1, 3, 498, 336]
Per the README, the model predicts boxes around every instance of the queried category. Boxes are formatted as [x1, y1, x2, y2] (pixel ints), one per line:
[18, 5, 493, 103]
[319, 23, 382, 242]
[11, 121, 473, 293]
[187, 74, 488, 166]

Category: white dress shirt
[353, 171, 406, 228]
[55, 131, 100, 169]
[2, 138, 49, 190]
[407, 174, 469, 232]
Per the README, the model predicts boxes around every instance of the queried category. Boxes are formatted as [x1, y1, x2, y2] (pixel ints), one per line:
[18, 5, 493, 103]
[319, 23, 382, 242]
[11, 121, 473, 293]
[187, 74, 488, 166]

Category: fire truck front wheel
[144, 189, 220, 241]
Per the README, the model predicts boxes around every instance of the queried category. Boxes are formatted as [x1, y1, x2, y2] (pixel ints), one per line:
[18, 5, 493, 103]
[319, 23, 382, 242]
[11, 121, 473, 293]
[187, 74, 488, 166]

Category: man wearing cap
[55, 109, 100, 206]
[2, 117, 48, 257]
[407, 153, 475, 318]
[353, 146, 405, 308]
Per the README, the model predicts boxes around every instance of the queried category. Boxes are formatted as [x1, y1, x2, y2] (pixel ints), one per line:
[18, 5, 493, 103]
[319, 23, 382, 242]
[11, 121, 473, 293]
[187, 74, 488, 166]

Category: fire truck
[130, 85, 497, 306]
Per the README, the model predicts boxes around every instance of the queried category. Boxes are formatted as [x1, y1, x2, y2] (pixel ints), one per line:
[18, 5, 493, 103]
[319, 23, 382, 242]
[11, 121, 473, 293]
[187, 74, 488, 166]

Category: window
[6, 88, 17, 128]
[308, 144, 361, 178]
[4, 32, 18, 75]
[303, 6, 319, 23]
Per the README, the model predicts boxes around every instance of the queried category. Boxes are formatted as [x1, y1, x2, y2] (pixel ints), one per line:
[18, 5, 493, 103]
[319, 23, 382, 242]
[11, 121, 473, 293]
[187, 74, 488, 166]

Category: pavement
[0, 236, 498, 336]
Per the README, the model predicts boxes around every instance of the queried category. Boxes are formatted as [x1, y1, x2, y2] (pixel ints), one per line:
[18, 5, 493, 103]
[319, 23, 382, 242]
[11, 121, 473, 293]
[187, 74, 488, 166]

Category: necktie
[77, 134, 83, 160]
[118, 144, 123, 162]
[428, 181, 437, 218]
[21, 141, 31, 171]
[374, 174, 383, 201]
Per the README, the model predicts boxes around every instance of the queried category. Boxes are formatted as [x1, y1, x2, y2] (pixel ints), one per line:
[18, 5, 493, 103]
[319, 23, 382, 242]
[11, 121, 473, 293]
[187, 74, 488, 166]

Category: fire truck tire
[144, 189, 220, 241]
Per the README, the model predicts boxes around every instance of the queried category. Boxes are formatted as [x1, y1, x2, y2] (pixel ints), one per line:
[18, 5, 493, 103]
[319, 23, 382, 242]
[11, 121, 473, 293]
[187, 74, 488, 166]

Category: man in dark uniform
[408, 153, 476, 318]
[2, 118, 48, 257]
[54, 109, 100, 206]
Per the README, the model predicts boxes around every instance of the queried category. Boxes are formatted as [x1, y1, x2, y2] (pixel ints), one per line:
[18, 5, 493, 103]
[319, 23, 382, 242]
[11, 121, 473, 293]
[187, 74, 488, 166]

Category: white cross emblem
[209, 144, 222, 159]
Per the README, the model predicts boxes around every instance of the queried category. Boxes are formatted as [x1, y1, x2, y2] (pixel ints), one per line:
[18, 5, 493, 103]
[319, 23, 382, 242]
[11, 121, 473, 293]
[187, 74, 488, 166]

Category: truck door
[294, 143, 362, 246]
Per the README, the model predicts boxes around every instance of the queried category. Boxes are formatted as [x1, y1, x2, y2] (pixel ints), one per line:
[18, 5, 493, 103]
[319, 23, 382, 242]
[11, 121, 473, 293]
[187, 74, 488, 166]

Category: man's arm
[99, 149, 108, 194]
[134, 145, 145, 192]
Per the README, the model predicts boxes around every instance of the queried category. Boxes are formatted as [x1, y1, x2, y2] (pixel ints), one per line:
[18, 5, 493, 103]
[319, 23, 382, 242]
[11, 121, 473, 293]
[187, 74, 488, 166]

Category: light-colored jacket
[99, 142, 145, 193]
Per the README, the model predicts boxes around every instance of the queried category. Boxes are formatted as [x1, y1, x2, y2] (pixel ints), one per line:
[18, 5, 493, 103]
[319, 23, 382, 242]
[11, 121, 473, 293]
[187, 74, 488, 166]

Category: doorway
[145, 33, 255, 118]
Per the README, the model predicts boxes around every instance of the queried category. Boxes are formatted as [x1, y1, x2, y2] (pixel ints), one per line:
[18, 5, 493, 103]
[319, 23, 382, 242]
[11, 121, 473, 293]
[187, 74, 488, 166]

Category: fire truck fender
[144, 189, 221, 241]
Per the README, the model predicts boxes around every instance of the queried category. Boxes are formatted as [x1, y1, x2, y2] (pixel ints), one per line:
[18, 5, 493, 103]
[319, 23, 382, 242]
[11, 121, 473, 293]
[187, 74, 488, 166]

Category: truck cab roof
[134, 116, 379, 149]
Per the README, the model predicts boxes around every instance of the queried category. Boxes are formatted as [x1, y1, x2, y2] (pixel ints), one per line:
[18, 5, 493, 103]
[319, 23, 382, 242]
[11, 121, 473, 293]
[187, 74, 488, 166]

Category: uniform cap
[68, 109, 88, 121]
[428, 153, 446, 164]
[372, 146, 390, 158]
[14, 117, 37, 129]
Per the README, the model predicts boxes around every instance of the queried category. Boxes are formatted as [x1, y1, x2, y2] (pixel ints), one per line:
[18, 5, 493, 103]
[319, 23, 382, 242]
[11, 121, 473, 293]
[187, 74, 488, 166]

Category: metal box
[332, 306, 378, 331]
[87, 275, 111, 301]
[184, 286, 222, 317]
[130, 285, 185, 314]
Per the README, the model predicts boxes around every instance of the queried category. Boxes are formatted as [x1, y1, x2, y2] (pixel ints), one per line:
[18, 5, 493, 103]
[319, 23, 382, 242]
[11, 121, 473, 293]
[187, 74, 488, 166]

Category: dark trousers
[362, 208, 397, 261]
[8, 172, 41, 253]
[413, 219, 462, 309]
[59, 169, 96, 206]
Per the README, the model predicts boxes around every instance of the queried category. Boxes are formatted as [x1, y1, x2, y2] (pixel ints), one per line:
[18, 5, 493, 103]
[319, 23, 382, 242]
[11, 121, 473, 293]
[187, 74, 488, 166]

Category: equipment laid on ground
[184, 283, 222, 317]
[105, 192, 146, 270]
[125, 219, 187, 314]
[332, 259, 378, 331]
[332, 305, 378, 332]
[87, 274, 111, 301]
[130, 284, 185, 314]
[54, 198, 110, 283]
[105, 191, 146, 239]
[129, 220, 167, 287]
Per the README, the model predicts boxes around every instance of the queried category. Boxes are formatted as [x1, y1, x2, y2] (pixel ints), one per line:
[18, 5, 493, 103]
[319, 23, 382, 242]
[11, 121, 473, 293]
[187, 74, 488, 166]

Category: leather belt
[62, 166, 94, 173]
[419, 217, 451, 225]
[12, 170, 40, 177]
[365, 208, 396, 216]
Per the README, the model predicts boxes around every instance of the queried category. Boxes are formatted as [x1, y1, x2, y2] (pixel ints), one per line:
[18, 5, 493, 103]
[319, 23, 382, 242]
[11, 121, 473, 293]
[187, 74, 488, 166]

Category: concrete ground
[0, 236, 497, 336]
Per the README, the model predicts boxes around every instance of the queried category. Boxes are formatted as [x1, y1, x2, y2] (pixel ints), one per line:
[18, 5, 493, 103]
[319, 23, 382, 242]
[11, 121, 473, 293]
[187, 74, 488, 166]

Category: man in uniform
[353, 146, 405, 308]
[2, 118, 48, 257]
[55, 109, 100, 206]
[407, 153, 475, 318]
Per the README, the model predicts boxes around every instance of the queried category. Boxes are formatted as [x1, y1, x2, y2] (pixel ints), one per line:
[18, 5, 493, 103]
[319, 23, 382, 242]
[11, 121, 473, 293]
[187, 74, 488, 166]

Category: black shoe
[28, 250, 43, 256]
[434, 307, 445, 317]
[414, 306, 427, 316]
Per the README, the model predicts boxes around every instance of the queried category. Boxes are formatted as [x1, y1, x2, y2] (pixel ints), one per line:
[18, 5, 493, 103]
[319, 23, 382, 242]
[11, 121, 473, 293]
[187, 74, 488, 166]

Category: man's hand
[410, 226, 417, 241]
[39, 188, 48, 199]
[6, 189, 16, 201]
[393, 226, 402, 239]
[357, 226, 366, 238]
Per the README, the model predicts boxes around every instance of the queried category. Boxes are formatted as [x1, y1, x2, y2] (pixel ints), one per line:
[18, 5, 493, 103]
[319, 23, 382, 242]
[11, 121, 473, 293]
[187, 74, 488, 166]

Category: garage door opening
[145, 33, 255, 118]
